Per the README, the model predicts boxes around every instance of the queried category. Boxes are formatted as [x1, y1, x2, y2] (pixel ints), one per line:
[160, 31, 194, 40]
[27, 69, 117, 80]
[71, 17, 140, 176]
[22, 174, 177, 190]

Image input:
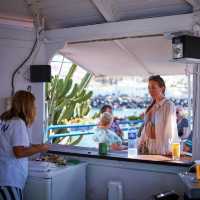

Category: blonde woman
[0, 91, 49, 200]
[176, 106, 190, 139]
[93, 112, 126, 150]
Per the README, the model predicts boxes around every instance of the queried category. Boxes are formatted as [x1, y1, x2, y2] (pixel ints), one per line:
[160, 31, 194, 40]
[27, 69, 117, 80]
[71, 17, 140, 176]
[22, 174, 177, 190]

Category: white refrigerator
[23, 161, 86, 200]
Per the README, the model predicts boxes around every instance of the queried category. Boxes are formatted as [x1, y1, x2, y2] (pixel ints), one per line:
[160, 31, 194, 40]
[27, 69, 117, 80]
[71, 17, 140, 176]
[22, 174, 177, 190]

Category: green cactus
[45, 63, 93, 145]
[72, 91, 93, 103]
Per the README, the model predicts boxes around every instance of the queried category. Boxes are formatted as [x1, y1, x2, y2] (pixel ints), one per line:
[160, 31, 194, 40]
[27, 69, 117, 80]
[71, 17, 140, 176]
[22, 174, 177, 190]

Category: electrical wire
[10, 28, 42, 96]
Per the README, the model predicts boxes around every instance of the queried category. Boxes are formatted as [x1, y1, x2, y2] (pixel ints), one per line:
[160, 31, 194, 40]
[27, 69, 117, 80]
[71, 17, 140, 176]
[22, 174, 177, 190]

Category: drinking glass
[172, 143, 180, 160]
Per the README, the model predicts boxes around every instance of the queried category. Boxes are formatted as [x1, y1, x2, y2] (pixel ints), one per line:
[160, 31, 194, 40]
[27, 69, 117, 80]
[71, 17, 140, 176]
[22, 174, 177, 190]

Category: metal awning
[60, 36, 187, 76]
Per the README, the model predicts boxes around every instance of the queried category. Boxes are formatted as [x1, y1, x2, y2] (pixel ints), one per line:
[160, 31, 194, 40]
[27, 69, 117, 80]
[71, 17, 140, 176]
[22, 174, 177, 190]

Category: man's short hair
[100, 105, 112, 113]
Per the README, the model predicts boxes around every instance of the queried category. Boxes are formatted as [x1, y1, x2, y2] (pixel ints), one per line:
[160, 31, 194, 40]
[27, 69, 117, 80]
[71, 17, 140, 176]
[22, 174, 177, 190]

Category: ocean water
[89, 108, 145, 118]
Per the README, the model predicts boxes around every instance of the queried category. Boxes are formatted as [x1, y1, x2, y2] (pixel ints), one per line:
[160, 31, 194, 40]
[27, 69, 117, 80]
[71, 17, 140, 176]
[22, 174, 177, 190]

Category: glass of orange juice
[195, 160, 200, 180]
[171, 143, 180, 160]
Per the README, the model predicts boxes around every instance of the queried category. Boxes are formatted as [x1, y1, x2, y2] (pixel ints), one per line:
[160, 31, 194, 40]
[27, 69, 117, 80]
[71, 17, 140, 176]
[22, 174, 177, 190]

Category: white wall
[64, 156, 187, 200]
[0, 24, 49, 143]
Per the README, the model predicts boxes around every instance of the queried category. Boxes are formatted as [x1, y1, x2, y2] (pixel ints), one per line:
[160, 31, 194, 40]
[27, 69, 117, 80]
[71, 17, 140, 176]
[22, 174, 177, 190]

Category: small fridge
[23, 161, 86, 200]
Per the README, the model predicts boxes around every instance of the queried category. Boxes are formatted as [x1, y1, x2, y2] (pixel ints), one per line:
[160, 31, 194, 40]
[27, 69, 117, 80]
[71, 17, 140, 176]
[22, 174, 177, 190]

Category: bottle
[128, 127, 137, 157]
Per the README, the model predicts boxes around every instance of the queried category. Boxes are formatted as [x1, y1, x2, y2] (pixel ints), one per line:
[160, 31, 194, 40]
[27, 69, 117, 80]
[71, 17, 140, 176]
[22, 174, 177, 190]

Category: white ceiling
[0, 0, 195, 76]
[0, 0, 192, 29]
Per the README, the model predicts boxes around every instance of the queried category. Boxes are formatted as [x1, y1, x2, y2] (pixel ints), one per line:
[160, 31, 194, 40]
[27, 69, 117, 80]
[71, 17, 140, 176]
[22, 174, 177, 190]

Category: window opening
[46, 54, 193, 157]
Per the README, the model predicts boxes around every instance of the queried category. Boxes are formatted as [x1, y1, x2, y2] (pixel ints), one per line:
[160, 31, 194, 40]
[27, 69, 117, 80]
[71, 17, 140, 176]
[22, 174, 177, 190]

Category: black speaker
[30, 65, 51, 82]
[172, 35, 200, 63]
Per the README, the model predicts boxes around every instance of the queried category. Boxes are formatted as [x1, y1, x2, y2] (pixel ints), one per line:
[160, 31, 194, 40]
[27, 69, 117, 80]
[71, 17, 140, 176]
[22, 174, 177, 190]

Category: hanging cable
[10, 28, 43, 96]
[11, 0, 46, 96]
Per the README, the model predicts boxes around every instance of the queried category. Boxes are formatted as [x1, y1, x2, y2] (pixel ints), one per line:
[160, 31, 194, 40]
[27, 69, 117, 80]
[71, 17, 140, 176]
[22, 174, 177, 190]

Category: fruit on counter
[67, 159, 80, 165]
[127, 115, 142, 120]
[37, 154, 67, 165]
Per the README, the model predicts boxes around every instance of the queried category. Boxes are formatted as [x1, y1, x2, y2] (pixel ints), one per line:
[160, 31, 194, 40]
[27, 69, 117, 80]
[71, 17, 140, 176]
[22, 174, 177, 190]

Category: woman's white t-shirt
[0, 118, 30, 189]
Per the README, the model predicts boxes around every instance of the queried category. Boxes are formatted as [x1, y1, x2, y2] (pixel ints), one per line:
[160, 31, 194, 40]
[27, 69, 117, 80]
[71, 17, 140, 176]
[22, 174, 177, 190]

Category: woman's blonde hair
[0, 90, 36, 126]
[176, 106, 186, 117]
[99, 112, 113, 127]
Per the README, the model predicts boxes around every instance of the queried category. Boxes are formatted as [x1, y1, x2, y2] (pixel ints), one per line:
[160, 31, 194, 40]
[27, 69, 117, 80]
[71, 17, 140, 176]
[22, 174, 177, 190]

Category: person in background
[138, 75, 179, 155]
[0, 90, 49, 200]
[176, 106, 190, 139]
[183, 132, 193, 153]
[100, 105, 124, 138]
[93, 112, 127, 150]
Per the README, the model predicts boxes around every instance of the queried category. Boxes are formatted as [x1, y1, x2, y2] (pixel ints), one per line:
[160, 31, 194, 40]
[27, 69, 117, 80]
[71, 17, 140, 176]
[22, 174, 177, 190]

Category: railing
[47, 119, 143, 142]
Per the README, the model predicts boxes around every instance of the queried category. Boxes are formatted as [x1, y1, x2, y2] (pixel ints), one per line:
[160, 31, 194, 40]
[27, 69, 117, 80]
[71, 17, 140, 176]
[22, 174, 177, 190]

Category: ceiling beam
[185, 0, 195, 6]
[0, 14, 33, 29]
[91, 0, 120, 22]
[185, 0, 200, 10]
[46, 13, 193, 44]
[90, 0, 151, 74]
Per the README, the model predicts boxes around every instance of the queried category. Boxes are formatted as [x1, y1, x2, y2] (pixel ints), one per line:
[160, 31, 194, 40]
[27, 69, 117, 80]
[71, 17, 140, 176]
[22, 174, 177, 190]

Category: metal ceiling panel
[60, 40, 149, 76]
[116, 0, 192, 21]
[0, 0, 31, 18]
[39, 0, 105, 29]
[0, 0, 193, 30]
[119, 36, 186, 75]
[60, 36, 186, 76]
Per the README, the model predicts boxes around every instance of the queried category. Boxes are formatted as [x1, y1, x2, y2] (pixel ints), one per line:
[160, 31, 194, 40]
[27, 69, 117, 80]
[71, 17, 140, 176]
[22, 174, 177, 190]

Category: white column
[31, 41, 65, 143]
[187, 69, 192, 132]
[192, 64, 200, 160]
[188, 1, 200, 160]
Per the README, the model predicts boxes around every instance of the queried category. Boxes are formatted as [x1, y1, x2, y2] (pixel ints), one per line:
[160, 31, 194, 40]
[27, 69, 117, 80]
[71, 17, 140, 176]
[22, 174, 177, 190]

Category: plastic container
[99, 143, 108, 155]
[107, 181, 123, 200]
[128, 128, 137, 157]
[195, 160, 200, 180]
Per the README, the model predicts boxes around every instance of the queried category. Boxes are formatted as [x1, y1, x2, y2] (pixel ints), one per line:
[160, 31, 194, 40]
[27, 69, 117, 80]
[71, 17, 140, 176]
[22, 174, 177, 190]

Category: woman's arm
[112, 120, 124, 137]
[111, 144, 127, 150]
[13, 144, 49, 158]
